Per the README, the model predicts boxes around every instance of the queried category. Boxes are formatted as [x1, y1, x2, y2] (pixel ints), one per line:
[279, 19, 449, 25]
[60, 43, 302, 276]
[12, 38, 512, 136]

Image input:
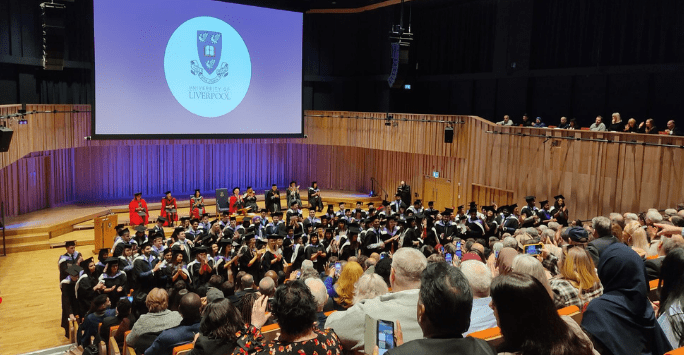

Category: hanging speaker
[0, 127, 14, 152]
[444, 127, 454, 144]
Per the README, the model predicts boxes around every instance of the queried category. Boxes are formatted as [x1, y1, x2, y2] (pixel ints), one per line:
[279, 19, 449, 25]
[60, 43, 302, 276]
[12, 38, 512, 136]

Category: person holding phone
[373, 262, 495, 355]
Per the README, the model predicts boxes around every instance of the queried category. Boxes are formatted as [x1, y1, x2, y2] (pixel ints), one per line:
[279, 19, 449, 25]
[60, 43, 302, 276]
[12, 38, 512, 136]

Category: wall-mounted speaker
[444, 127, 454, 144]
[0, 127, 14, 152]
[41, 3, 66, 70]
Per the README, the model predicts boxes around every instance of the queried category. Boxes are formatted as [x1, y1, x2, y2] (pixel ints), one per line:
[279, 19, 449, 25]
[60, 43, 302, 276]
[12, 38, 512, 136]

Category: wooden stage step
[3, 232, 50, 245]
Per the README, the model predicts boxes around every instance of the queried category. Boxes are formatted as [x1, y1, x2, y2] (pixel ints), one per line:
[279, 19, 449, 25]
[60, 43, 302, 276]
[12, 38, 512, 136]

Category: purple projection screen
[93, 0, 303, 138]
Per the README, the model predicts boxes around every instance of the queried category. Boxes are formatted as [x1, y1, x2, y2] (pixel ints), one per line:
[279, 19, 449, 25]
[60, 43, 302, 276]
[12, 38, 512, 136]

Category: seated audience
[258, 281, 344, 354]
[646, 236, 684, 280]
[190, 298, 262, 355]
[490, 273, 598, 354]
[304, 278, 330, 328]
[624, 118, 638, 133]
[582, 243, 672, 355]
[607, 112, 623, 132]
[586, 216, 618, 265]
[511, 254, 555, 299]
[258, 276, 276, 299]
[381, 262, 495, 355]
[126, 288, 183, 354]
[231, 273, 256, 307]
[549, 247, 603, 309]
[533, 117, 546, 128]
[78, 294, 115, 346]
[326, 261, 363, 310]
[557, 116, 570, 129]
[495, 247, 517, 276]
[638, 118, 658, 134]
[326, 248, 428, 351]
[145, 292, 202, 355]
[100, 298, 134, 352]
[665, 120, 682, 136]
[622, 220, 651, 257]
[657, 247, 684, 348]
[352, 273, 389, 305]
[460, 260, 497, 335]
[496, 115, 513, 126]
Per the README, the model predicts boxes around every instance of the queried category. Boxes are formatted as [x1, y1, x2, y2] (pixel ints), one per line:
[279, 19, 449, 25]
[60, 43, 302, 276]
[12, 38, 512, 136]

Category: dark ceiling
[218, 0, 403, 13]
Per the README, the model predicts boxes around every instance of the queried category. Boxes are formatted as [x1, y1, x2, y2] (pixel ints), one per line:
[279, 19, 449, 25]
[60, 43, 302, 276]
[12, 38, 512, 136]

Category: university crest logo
[191, 30, 229, 84]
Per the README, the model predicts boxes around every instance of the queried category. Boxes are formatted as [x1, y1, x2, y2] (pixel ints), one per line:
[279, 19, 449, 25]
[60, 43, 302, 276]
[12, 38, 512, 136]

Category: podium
[94, 214, 118, 252]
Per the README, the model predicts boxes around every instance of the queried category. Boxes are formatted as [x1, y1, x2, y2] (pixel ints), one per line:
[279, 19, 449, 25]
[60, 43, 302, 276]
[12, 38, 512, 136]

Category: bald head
[179, 292, 201, 323]
[305, 278, 328, 312]
[241, 274, 254, 289]
[258, 276, 276, 297]
[264, 270, 278, 286]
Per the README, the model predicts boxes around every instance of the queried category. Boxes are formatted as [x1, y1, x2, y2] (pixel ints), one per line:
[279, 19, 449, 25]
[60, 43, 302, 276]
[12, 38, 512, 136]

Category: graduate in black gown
[308, 181, 323, 212]
[58, 241, 82, 282]
[61, 264, 82, 337]
[401, 216, 423, 248]
[262, 234, 285, 277]
[76, 257, 105, 320]
[304, 232, 327, 273]
[132, 242, 160, 294]
[550, 195, 569, 226]
[155, 248, 175, 289]
[465, 208, 486, 239]
[187, 245, 214, 290]
[238, 233, 263, 282]
[266, 184, 282, 213]
[339, 225, 361, 261]
[99, 257, 127, 306]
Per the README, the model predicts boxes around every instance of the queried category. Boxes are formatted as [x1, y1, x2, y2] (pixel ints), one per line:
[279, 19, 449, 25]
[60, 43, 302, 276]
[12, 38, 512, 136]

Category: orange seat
[172, 343, 194, 355]
[650, 279, 659, 290]
[667, 346, 684, 354]
[558, 305, 582, 325]
[649, 279, 660, 302]
[580, 127, 590, 131]
[646, 255, 659, 260]
[467, 326, 503, 348]
[323, 310, 337, 317]
[261, 323, 281, 343]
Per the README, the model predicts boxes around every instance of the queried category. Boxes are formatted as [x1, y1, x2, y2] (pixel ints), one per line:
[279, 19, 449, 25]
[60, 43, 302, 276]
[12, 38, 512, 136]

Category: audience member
[646, 236, 684, 280]
[258, 276, 276, 298]
[657, 247, 684, 348]
[586, 216, 618, 265]
[259, 281, 344, 354]
[145, 292, 202, 355]
[497, 115, 513, 126]
[326, 248, 427, 351]
[495, 247, 517, 276]
[231, 274, 256, 307]
[100, 298, 134, 352]
[511, 254, 554, 299]
[352, 273, 389, 305]
[665, 120, 682, 136]
[382, 262, 495, 355]
[77, 294, 115, 346]
[582, 243, 672, 355]
[607, 112, 623, 132]
[638, 118, 658, 134]
[623, 220, 651, 257]
[490, 273, 598, 355]
[190, 298, 261, 355]
[304, 278, 329, 328]
[549, 247, 603, 309]
[590, 116, 606, 131]
[327, 261, 363, 310]
[460, 260, 497, 335]
[126, 288, 183, 354]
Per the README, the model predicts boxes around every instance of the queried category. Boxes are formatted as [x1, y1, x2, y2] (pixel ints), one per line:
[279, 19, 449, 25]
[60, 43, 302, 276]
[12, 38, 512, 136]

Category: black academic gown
[61, 277, 79, 336]
[99, 271, 127, 306]
[133, 254, 158, 294]
[187, 259, 213, 290]
[238, 247, 262, 281]
[402, 227, 422, 248]
[76, 274, 100, 318]
[304, 243, 326, 272]
[261, 250, 284, 275]
[266, 190, 282, 212]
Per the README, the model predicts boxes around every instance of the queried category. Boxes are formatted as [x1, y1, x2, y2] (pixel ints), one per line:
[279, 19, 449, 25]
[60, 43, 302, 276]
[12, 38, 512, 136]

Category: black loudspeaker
[444, 127, 454, 144]
[0, 127, 14, 152]
[388, 43, 411, 89]
[41, 3, 65, 70]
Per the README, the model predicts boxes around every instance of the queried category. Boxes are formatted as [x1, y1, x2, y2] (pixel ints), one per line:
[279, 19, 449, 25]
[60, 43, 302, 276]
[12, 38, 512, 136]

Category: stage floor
[0, 190, 381, 354]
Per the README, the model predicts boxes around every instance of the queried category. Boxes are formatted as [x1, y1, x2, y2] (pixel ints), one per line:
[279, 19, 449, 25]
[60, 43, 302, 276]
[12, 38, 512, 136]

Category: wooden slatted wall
[2, 105, 683, 220]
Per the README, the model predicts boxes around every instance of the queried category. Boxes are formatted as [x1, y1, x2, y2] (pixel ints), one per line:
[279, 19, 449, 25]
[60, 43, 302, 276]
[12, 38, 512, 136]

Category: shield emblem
[197, 30, 222, 75]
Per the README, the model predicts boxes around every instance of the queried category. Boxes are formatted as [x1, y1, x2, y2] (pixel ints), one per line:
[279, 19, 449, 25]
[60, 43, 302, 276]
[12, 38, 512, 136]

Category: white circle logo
[164, 16, 251, 118]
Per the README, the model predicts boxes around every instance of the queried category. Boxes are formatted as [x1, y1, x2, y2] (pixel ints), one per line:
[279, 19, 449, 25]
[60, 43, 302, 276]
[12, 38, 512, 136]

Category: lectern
[94, 214, 118, 252]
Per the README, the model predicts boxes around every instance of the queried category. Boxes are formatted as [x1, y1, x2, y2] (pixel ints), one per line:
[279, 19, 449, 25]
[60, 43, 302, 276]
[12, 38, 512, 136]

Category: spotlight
[18, 119, 28, 125]
[385, 114, 393, 126]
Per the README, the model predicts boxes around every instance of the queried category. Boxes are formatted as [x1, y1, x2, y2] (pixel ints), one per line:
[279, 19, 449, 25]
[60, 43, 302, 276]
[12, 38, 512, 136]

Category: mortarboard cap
[266, 234, 280, 240]
[66, 264, 83, 276]
[539, 200, 549, 206]
[272, 212, 283, 217]
[382, 200, 390, 207]
[104, 256, 120, 264]
[134, 192, 142, 196]
[79, 257, 94, 270]
[367, 202, 375, 206]
[414, 199, 422, 205]
[509, 203, 518, 210]
[524, 196, 536, 202]
[115, 224, 125, 229]
[193, 246, 209, 254]
[428, 201, 434, 205]
[180, 216, 190, 222]
[157, 216, 167, 222]
[468, 208, 478, 214]
[164, 191, 171, 195]
[122, 243, 133, 249]
[356, 201, 363, 205]
[219, 238, 232, 246]
[65, 240, 76, 248]
[483, 206, 496, 213]
[554, 195, 565, 200]
[135, 225, 147, 233]
[457, 205, 464, 209]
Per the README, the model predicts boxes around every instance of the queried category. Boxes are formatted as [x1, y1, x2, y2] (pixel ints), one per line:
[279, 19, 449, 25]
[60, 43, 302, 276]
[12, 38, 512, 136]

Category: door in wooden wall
[423, 176, 454, 210]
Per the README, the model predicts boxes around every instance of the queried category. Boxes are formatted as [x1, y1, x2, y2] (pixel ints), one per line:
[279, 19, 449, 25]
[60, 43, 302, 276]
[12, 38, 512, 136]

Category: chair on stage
[216, 188, 230, 215]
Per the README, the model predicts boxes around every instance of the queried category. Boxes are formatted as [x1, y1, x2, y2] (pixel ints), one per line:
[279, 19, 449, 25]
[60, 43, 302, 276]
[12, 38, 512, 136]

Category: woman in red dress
[160, 191, 178, 227]
[128, 192, 148, 226]
[228, 187, 243, 214]
[190, 189, 205, 220]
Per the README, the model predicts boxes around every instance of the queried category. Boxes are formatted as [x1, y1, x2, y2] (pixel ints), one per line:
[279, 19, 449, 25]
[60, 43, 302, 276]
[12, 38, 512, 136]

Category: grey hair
[665, 209, 678, 217]
[460, 260, 492, 297]
[591, 216, 612, 238]
[391, 247, 428, 284]
[609, 213, 625, 228]
[547, 222, 560, 231]
[541, 229, 555, 241]
[526, 228, 539, 237]
[511, 254, 554, 298]
[352, 273, 389, 304]
[503, 236, 518, 249]
[492, 242, 503, 253]
[624, 213, 639, 222]
[304, 278, 328, 309]
[301, 260, 314, 271]
[646, 210, 663, 223]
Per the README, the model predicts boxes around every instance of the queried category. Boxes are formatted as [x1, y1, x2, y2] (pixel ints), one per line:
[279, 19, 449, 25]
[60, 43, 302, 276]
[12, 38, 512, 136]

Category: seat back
[649, 279, 660, 302]
[172, 343, 194, 355]
[467, 326, 504, 348]
[558, 305, 582, 325]
[261, 323, 281, 343]
[666, 346, 684, 354]
[216, 188, 230, 211]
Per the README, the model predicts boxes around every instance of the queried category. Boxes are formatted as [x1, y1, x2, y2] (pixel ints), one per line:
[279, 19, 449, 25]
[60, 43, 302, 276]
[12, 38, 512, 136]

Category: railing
[370, 177, 389, 200]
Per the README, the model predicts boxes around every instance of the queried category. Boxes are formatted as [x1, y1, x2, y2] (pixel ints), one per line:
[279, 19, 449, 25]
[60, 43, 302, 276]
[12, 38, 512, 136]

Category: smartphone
[380, 253, 386, 260]
[495, 250, 499, 259]
[334, 262, 342, 276]
[524, 243, 543, 255]
[377, 320, 394, 355]
[296, 270, 301, 279]
[445, 252, 453, 264]
[440, 246, 445, 254]
[455, 241, 462, 259]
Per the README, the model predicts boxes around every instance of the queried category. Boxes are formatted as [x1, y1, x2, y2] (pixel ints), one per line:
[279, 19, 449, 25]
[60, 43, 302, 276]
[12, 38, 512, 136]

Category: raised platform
[1, 190, 382, 254]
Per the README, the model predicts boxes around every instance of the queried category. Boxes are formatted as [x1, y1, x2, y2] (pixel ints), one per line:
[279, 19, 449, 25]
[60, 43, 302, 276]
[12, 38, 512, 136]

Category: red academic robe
[129, 198, 149, 226]
[229, 196, 242, 214]
[190, 196, 205, 220]
[161, 197, 178, 226]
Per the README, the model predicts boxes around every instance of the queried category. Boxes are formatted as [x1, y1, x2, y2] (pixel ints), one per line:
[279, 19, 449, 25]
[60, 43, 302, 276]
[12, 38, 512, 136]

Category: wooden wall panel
[2, 105, 684, 221]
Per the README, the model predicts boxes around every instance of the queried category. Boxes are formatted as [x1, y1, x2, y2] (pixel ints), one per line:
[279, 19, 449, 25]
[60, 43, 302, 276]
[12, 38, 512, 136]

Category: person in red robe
[229, 187, 243, 214]
[190, 189, 205, 220]
[160, 191, 178, 227]
[129, 192, 149, 226]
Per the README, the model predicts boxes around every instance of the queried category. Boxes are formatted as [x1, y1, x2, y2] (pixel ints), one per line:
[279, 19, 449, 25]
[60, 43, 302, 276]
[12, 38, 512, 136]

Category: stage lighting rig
[388, 0, 413, 89]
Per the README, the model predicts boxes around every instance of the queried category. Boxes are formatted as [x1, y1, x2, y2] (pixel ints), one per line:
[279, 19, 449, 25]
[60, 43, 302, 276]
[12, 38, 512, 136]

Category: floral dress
[258, 328, 344, 355]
